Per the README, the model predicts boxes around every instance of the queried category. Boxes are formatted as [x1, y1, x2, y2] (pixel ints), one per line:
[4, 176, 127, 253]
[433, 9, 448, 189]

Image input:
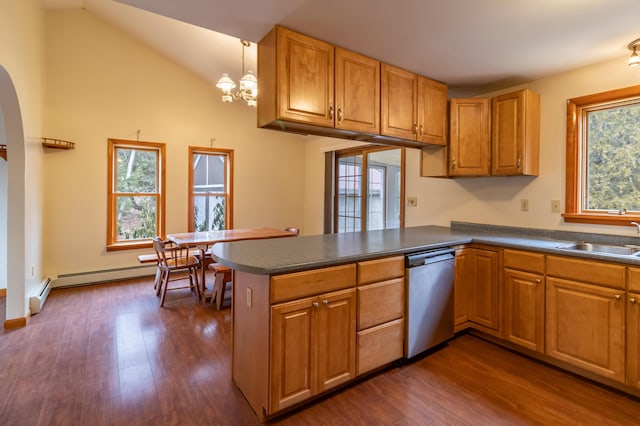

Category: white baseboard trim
[53, 265, 157, 288]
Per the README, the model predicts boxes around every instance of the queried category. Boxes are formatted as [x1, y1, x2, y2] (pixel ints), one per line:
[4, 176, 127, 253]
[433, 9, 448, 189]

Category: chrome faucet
[631, 222, 640, 234]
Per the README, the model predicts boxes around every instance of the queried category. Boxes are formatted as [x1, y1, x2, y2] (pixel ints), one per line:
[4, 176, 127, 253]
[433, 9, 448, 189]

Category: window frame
[188, 146, 234, 232]
[107, 138, 166, 251]
[565, 84, 640, 226]
[333, 145, 405, 233]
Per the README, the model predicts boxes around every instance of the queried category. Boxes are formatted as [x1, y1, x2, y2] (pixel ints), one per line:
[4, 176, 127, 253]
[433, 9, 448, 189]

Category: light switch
[407, 197, 418, 207]
[551, 200, 561, 213]
[520, 199, 529, 211]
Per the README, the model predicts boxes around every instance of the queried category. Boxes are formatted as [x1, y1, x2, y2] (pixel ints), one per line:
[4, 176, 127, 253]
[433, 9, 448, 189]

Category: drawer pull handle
[322, 299, 329, 306]
[614, 294, 622, 301]
[312, 301, 319, 308]
[630, 298, 637, 304]
[535, 279, 541, 284]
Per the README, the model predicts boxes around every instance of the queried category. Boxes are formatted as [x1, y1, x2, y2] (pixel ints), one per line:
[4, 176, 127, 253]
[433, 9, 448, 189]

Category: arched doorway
[0, 65, 27, 325]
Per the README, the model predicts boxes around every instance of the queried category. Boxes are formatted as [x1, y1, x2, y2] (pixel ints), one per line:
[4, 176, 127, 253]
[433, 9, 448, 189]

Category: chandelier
[628, 38, 640, 67]
[216, 39, 258, 107]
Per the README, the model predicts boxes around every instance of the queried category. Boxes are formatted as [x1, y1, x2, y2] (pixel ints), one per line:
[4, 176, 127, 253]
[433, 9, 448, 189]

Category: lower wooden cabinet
[357, 318, 404, 375]
[356, 256, 405, 375]
[269, 288, 356, 413]
[627, 292, 640, 389]
[467, 248, 500, 332]
[545, 277, 625, 383]
[503, 268, 545, 352]
[454, 248, 470, 330]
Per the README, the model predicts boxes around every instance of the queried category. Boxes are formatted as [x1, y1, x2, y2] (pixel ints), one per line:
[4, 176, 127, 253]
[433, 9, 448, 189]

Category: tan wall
[42, 10, 306, 279]
[304, 56, 640, 237]
[0, 0, 45, 318]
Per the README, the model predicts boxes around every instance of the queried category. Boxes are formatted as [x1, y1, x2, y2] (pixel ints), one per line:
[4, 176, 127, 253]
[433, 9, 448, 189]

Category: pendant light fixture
[216, 40, 258, 107]
[627, 38, 640, 68]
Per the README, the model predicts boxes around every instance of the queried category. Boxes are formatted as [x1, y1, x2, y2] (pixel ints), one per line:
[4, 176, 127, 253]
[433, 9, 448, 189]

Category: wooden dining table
[166, 228, 298, 298]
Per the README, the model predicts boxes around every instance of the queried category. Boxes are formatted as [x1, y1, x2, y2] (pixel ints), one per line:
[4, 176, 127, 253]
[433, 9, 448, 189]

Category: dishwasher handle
[405, 248, 455, 267]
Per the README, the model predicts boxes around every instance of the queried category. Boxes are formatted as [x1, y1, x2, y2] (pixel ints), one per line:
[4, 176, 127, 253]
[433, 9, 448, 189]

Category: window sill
[562, 213, 640, 227]
[106, 241, 153, 252]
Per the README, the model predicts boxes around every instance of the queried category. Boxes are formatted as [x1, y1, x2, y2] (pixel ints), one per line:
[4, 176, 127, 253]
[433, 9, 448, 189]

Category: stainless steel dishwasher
[405, 248, 455, 358]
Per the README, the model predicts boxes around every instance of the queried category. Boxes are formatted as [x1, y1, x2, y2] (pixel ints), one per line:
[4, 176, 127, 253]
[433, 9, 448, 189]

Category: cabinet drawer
[357, 256, 404, 285]
[629, 267, 640, 292]
[357, 318, 404, 375]
[546, 255, 625, 289]
[503, 249, 545, 274]
[270, 264, 356, 303]
[357, 278, 404, 330]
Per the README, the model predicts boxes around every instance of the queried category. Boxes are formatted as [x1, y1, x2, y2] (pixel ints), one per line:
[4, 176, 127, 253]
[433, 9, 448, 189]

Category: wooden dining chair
[152, 236, 201, 307]
[208, 263, 233, 310]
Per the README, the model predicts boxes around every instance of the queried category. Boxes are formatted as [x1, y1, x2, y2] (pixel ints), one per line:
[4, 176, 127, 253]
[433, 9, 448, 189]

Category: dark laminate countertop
[211, 223, 640, 275]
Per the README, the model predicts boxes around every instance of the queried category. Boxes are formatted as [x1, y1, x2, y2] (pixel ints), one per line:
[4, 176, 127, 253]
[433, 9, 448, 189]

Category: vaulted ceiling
[43, 0, 640, 96]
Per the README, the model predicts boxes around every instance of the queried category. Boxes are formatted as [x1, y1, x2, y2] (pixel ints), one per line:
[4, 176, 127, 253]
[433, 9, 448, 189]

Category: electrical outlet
[407, 197, 418, 207]
[520, 199, 529, 211]
[551, 200, 561, 213]
[246, 287, 252, 308]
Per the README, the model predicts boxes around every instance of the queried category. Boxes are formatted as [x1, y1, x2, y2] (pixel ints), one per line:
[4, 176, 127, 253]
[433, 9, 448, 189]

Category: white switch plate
[551, 200, 561, 213]
[520, 199, 529, 211]
[407, 197, 418, 207]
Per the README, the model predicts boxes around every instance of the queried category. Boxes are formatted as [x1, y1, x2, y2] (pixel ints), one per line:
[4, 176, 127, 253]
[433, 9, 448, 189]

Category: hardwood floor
[1, 276, 639, 425]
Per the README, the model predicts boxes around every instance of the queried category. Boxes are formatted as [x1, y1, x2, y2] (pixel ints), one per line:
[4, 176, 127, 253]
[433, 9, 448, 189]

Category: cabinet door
[276, 27, 334, 126]
[503, 268, 544, 352]
[381, 63, 417, 140]
[454, 248, 470, 329]
[270, 297, 315, 413]
[449, 98, 491, 176]
[627, 293, 640, 389]
[417, 77, 447, 145]
[468, 248, 500, 330]
[316, 288, 356, 393]
[545, 277, 625, 382]
[491, 89, 539, 176]
[335, 48, 380, 134]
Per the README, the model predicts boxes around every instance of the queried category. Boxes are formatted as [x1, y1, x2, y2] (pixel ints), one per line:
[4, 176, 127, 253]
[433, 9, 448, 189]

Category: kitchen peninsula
[211, 223, 640, 420]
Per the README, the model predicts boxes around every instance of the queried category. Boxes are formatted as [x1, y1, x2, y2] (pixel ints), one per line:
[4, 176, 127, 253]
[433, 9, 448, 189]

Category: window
[107, 139, 165, 250]
[188, 147, 233, 231]
[334, 146, 404, 233]
[565, 85, 640, 226]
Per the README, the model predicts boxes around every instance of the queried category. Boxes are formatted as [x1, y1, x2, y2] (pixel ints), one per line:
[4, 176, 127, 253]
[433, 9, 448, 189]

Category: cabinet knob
[419, 124, 424, 136]
[329, 104, 334, 120]
[322, 299, 329, 306]
[631, 298, 637, 304]
[312, 301, 319, 308]
[614, 294, 622, 301]
[452, 159, 456, 170]
[517, 156, 522, 170]
[413, 123, 418, 135]
[337, 106, 343, 122]
[535, 279, 541, 283]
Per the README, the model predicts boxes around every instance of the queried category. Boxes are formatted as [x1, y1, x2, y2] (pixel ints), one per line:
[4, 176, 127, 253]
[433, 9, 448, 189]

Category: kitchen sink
[556, 242, 640, 256]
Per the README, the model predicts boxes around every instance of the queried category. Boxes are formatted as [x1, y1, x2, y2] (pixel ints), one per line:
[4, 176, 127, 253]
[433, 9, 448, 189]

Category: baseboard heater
[53, 265, 156, 289]
[29, 277, 52, 314]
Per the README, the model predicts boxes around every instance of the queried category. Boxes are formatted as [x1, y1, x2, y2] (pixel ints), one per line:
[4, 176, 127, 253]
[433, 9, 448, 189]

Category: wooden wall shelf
[42, 138, 75, 150]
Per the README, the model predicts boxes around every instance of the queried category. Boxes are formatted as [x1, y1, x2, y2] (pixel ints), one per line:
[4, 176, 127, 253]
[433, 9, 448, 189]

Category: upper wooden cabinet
[258, 26, 447, 147]
[421, 88, 540, 178]
[259, 26, 335, 128]
[259, 26, 379, 136]
[491, 89, 540, 176]
[449, 98, 491, 176]
[381, 64, 447, 145]
[335, 48, 380, 134]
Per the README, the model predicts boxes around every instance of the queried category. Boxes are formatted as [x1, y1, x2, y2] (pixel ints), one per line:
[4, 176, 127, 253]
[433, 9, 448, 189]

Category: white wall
[0, 0, 45, 320]
[304, 56, 640, 237]
[42, 10, 306, 280]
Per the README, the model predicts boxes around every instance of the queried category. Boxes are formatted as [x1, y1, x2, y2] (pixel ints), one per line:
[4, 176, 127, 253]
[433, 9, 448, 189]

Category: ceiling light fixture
[216, 39, 258, 107]
[627, 38, 640, 67]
